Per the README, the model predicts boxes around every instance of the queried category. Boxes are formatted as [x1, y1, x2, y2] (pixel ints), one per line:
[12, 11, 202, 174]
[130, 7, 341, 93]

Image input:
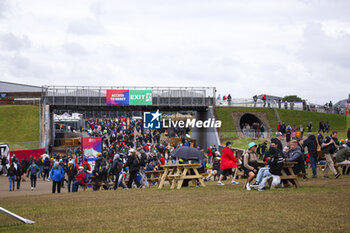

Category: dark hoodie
[302, 134, 318, 157]
[268, 147, 284, 176]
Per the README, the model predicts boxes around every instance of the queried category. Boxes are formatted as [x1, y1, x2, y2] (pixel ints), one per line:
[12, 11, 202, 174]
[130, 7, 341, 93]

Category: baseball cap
[276, 132, 283, 137]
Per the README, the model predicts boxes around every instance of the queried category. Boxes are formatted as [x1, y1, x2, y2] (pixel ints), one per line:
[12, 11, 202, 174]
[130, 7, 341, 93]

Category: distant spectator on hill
[318, 120, 324, 133]
[324, 121, 330, 133]
[253, 95, 258, 107]
[307, 122, 312, 133]
[227, 94, 232, 106]
[262, 94, 266, 107]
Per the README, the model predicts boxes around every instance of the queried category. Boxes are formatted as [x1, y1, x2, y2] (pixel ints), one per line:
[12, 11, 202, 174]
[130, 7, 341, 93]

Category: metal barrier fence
[216, 99, 347, 114]
[241, 129, 274, 139]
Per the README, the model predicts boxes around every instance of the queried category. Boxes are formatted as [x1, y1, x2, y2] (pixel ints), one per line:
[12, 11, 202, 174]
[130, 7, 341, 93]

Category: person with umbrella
[217, 142, 239, 185]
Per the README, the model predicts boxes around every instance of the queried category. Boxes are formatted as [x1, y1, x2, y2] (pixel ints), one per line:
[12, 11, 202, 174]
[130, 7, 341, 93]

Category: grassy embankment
[215, 107, 349, 149]
[0, 105, 40, 150]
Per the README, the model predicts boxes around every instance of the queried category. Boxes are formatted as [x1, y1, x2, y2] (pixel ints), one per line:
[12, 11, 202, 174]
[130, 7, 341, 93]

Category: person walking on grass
[27, 160, 39, 190]
[50, 161, 65, 193]
[217, 141, 239, 186]
[322, 131, 341, 179]
[43, 157, 51, 181]
[7, 163, 16, 191]
[66, 160, 77, 192]
[243, 142, 259, 190]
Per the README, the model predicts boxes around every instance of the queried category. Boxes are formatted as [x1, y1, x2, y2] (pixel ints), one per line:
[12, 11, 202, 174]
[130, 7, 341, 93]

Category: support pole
[0, 207, 35, 224]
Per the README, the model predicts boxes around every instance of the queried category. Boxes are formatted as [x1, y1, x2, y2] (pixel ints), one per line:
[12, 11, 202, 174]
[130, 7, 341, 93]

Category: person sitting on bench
[243, 142, 259, 190]
[72, 167, 89, 192]
[257, 146, 284, 191]
[204, 152, 221, 181]
[251, 141, 281, 188]
[335, 143, 350, 175]
[282, 140, 304, 188]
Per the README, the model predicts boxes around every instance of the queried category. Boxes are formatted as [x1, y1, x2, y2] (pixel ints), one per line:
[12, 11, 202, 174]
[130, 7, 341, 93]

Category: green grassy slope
[0, 105, 39, 149]
[277, 109, 347, 131]
[215, 107, 349, 148]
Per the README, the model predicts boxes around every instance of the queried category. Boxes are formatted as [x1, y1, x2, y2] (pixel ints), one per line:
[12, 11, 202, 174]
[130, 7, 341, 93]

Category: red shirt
[159, 157, 166, 165]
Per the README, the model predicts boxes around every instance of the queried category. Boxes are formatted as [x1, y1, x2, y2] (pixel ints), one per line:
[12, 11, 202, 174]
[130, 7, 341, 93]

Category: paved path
[0, 175, 77, 198]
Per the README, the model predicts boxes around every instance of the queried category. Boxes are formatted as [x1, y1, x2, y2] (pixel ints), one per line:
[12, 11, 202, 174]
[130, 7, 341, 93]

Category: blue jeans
[72, 180, 82, 192]
[208, 156, 212, 164]
[38, 165, 43, 178]
[310, 156, 317, 177]
[256, 167, 270, 183]
[8, 175, 15, 190]
[140, 167, 149, 187]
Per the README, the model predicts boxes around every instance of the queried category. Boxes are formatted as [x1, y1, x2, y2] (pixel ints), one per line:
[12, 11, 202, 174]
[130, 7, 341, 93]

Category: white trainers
[231, 180, 239, 185]
[31, 187, 34, 191]
[246, 183, 251, 191]
[217, 181, 225, 186]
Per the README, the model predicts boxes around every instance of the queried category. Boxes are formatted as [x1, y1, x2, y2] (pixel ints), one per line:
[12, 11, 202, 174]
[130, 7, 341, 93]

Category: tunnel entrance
[239, 113, 262, 129]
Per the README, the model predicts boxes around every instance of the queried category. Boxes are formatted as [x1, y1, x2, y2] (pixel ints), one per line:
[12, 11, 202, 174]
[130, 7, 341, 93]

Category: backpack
[140, 153, 148, 166]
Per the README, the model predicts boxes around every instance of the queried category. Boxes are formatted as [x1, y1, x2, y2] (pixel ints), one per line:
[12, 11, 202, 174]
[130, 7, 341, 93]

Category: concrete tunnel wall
[191, 107, 221, 149]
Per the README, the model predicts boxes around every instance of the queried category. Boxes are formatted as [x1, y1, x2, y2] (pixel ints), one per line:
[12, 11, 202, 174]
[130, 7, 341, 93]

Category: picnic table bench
[257, 161, 300, 188]
[158, 164, 206, 189]
[145, 170, 166, 187]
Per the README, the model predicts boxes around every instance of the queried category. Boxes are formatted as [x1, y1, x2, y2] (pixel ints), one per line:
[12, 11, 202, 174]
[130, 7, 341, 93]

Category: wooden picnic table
[145, 170, 165, 187]
[158, 164, 206, 189]
[257, 161, 300, 187]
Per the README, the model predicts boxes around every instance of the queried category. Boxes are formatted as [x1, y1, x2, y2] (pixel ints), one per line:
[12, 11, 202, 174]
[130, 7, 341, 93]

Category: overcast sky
[0, 0, 349, 104]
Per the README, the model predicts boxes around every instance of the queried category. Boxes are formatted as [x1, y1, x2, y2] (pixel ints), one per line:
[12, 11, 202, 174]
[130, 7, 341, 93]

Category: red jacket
[208, 148, 213, 156]
[75, 172, 87, 185]
[82, 161, 91, 171]
[220, 147, 238, 169]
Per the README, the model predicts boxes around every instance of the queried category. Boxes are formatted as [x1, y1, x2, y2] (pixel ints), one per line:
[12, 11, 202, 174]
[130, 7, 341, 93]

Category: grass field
[1, 174, 350, 233]
[0, 105, 40, 150]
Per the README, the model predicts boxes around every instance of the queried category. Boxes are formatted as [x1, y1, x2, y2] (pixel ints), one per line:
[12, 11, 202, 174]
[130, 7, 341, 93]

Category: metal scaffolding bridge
[43, 86, 216, 111]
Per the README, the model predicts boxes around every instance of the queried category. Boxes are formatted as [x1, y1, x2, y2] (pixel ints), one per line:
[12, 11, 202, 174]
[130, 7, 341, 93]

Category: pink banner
[9, 148, 45, 163]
